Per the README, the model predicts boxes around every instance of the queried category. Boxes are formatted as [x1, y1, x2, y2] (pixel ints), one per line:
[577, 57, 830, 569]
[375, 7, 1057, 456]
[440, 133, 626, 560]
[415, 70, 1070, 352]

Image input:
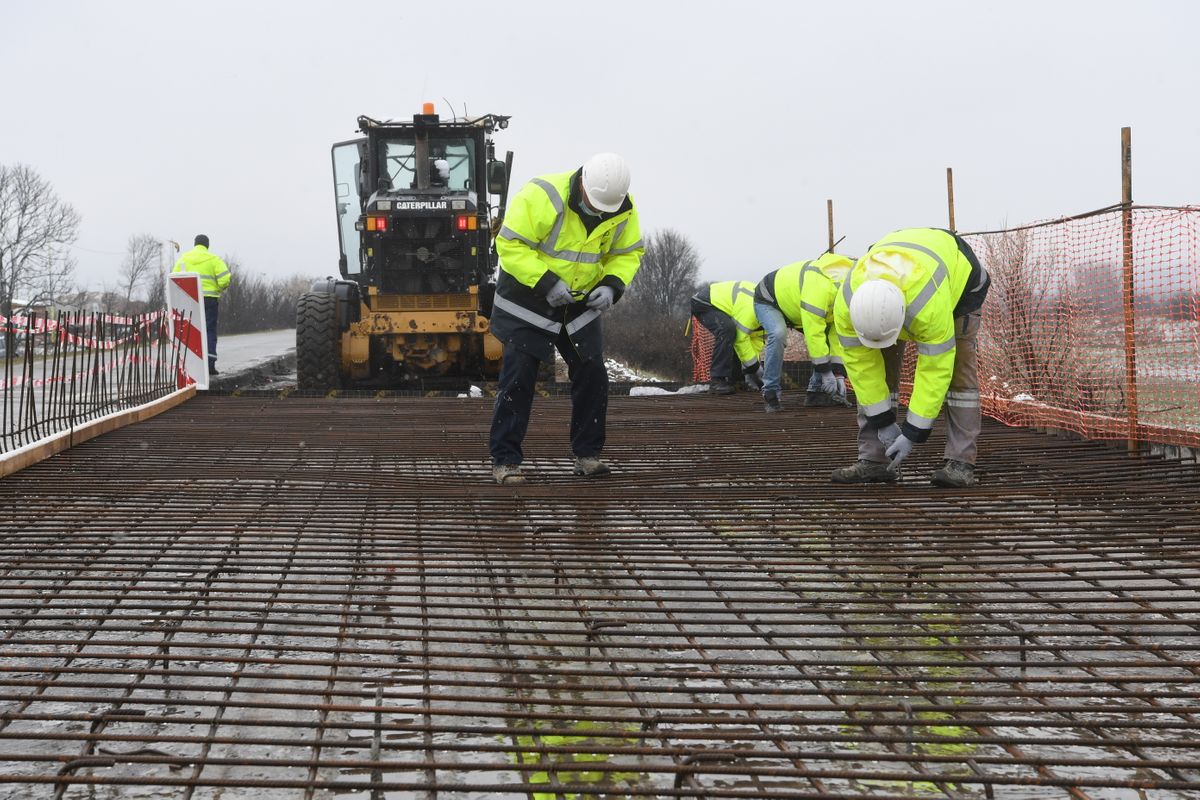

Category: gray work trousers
[857, 312, 982, 465]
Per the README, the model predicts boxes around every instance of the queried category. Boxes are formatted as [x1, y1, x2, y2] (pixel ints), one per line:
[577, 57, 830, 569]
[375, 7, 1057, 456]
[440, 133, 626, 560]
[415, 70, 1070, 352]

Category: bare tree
[971, 227, 1107, 409]
[625, 228, 702, 319]
[119, 233, 161, 306]
[0, 163, 81, 315]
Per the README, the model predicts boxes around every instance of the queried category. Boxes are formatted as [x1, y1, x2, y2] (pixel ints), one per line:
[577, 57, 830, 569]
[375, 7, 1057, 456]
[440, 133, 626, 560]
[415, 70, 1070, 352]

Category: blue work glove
[885, 433, 916, 469]
[546, 279, 573, 308]
[817, 370, 838, 394]
[585, 285, 615, 311]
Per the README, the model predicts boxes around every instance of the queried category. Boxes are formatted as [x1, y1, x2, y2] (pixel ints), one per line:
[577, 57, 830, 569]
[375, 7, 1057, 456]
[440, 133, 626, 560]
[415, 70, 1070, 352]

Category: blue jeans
[753, 301, 788, 395]
[204, 297, 219, 362]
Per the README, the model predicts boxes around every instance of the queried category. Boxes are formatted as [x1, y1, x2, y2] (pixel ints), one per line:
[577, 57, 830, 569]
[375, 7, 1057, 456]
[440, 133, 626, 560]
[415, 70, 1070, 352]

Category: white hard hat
[581, 153, 630, 213]
[849, 279, 906, 349]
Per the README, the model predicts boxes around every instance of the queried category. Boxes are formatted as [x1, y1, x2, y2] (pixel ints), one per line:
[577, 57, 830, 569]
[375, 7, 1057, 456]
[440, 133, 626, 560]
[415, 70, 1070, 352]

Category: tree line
[0, 162, 308, 333]
[2, 161, 709, 363]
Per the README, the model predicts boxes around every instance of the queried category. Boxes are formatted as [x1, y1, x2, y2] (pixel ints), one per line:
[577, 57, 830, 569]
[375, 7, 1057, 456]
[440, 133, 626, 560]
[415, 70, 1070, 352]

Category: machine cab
[330, 107, 511, 298]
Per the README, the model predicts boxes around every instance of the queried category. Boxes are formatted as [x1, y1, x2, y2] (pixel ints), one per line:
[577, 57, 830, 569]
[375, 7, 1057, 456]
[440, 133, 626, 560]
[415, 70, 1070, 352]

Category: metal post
[946, 168, 956, 232]
[827, 199, 834, 252]
[1120, 127, 1138, 453]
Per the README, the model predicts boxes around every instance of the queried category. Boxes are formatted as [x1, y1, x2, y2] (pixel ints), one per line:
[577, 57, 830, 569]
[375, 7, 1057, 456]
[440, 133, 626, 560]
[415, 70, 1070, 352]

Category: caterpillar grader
[296, 104, 513, 390]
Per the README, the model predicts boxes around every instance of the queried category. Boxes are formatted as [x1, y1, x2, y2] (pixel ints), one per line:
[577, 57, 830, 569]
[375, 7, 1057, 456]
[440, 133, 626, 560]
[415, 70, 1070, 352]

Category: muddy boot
[831, 460, 897, 484]
[763, 389, 782, 413]
[573, 456, 611, 477]
[931, 459, 976, 488]
[493, 464, 526, 485]
[709, 377, 736, 396]
[806, 391, 836, 407]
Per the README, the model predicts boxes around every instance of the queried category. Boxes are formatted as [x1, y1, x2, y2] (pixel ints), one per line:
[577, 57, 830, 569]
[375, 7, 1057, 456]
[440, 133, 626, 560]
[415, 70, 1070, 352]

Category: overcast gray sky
[3, 0, 1198, 292]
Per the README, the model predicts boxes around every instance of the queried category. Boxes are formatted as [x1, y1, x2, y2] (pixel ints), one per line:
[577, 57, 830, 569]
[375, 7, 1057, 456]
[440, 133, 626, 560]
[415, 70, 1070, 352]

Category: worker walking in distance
[488, 153, 644, 486]
[173, 234, 232, 375]
[753, 252, 855, 412]
[690, 280, 765, 395]
[832, 228, 990, 488]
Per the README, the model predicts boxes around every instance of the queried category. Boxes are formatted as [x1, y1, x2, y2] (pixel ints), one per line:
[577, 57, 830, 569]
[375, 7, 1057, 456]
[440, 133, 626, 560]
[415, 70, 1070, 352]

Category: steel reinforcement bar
[1, 393, 1198, 799]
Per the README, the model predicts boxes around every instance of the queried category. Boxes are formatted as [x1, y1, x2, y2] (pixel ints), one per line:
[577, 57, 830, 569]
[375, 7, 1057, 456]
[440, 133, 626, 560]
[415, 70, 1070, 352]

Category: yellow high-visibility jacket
[173, 245, 232, 298]
[490, 169, 643, 363]
[707, 280, 765, 368]
[497, 170, 643, 297]
[833, 228, 978, 440]
[758, 252, 853, 371]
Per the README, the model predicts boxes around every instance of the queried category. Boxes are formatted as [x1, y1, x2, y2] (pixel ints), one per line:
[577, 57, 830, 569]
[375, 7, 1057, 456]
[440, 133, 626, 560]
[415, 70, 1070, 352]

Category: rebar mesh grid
[1, 393, 1198, 799]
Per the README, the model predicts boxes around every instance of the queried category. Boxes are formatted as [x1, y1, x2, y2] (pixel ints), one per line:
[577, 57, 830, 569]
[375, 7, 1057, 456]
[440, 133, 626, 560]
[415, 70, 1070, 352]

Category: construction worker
[690, 280, 765, 395]
[753, 252, 855, 412]
[488, 153, 643, 486]
[173, 234, 232, 375]
[831, 228, 990, 488]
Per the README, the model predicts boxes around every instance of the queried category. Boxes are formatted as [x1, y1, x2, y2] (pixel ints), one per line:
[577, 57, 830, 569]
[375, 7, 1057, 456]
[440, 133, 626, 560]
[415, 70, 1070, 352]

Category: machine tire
[296, 292, 342, 392]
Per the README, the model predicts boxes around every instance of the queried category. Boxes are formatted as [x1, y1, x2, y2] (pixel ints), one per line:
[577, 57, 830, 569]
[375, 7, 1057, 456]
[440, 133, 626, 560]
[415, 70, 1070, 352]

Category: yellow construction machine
[296, 104, 512, 390]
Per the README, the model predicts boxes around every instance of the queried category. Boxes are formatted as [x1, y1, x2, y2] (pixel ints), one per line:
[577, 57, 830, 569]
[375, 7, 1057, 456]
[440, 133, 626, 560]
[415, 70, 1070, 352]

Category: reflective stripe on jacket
[490, 169, 643, 362]
[704, 280, 764, 368]
[756, 253, 853, 371]
[833, 228, 982, 437]
[172, 245, 231, 298]
[497, 170, 642, 295]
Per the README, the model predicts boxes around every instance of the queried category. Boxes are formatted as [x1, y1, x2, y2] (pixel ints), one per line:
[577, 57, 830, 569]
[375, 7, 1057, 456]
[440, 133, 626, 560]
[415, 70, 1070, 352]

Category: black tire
[296, 292, 341, 392]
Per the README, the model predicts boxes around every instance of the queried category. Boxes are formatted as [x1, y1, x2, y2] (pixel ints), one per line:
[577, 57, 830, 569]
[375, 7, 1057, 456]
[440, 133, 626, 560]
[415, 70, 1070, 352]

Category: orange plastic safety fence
[963, 205, 1200, 448]
[690, 322, 807, 384]
[689, 206, 1200, 449]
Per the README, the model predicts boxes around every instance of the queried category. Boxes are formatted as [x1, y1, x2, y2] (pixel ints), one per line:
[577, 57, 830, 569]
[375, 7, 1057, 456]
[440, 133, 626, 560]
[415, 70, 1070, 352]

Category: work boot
[806, 391, 836, 407]
[931, 459, 976, 488]
[830, 460, 897, 484]
[208, 360, 219, 375]
[709, 377, 736, 395]
[493, 464, 526, 485]
[763, 389, 782, 413]
[573, 456, 611, 477]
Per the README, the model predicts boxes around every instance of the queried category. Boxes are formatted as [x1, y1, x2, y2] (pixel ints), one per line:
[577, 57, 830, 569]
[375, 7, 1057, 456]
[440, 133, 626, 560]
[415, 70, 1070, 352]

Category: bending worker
[173, 234, 232, 375]
[488, 153, 643, 486]
[753, 252, 854, 412]
[831, 228, 989, 488]
[690, 280, 765, 395]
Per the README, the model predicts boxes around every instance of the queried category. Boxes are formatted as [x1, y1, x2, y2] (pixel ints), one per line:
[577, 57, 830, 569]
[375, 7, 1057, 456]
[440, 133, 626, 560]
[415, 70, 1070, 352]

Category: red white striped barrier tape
[0, 352, 167, 390]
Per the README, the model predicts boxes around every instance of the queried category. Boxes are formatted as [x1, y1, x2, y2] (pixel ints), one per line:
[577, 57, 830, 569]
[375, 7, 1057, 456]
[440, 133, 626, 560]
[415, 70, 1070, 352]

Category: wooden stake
[1120, 126, 1139, 454]
[827, 199, 835, 252]
[946, 167, 956, 232]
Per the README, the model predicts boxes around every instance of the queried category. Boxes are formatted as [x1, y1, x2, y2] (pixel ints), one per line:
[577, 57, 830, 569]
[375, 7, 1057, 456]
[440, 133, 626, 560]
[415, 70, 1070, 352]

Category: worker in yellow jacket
[690, 280, 765, 395]
[753, 252, 854, 412]
[832, 228, 989, 488]
[173, 234, 232, 374]
[489, 153, 643, 486]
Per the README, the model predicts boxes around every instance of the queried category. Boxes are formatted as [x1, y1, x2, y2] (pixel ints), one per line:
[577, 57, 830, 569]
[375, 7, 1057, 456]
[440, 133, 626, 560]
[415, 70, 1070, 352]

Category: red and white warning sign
[167, 273, 209, 390]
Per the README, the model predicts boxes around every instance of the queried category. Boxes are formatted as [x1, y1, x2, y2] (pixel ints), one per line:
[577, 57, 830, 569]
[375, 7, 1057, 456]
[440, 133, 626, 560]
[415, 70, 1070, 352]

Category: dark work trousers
[489, 329, 609, 466]
[203, 297, 219, 363]
[690, 299, 736, 382]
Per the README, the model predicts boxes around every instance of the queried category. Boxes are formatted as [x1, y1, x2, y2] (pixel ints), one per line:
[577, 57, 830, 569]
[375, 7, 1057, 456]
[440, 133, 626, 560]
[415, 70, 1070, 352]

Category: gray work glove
[743, 364, 763, 392]
[885, 433, 916, 470]
[834, 375, 848, 401]
[816, 370, 838, 394]
[546, 279, 573, 308]
[585, 285, 615, 311]
[876, 422, 902, 450]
